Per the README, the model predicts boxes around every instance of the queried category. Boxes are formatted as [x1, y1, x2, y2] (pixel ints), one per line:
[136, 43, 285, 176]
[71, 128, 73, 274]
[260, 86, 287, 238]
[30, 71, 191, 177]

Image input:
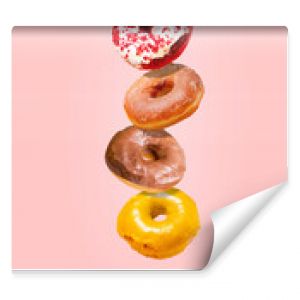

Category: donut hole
[150, 204, 167, 222]
[141, 146, 160, 162]
[148, 79, 174, 98]
[153, 214, 167, 222]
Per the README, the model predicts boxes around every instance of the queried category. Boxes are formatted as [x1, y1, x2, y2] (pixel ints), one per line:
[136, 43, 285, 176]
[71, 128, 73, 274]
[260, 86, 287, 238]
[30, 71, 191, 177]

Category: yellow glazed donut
[117, 188, 200, 259]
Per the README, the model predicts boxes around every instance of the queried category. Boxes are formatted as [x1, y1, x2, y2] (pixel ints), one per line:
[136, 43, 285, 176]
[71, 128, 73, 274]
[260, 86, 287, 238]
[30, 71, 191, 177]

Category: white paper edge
[208, 182, 287, 265]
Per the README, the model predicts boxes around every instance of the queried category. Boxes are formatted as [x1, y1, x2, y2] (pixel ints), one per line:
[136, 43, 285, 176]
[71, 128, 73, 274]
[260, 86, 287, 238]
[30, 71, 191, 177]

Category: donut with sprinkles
[112, 26, 192, 69]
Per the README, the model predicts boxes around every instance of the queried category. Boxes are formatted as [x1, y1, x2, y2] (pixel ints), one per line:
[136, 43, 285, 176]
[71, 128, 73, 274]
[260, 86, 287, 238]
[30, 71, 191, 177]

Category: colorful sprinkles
[112, 26, 190, 67]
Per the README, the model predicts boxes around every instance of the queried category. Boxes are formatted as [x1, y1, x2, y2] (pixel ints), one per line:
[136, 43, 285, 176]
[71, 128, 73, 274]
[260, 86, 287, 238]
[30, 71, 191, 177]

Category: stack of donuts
[105, 26, 205, 259]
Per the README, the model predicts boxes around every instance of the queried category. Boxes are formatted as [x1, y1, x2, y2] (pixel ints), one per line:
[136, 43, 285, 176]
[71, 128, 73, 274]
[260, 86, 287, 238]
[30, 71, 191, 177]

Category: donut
[112, 26, 192, 70]
[117, 188, 200, 259]
[124, 64, 204, 130]
[105, 126, 186, 192]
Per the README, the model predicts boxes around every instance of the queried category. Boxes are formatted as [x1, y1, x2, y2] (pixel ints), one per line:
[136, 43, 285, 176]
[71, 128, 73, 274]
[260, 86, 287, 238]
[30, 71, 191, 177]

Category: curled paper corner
[207, 183, 287, 267]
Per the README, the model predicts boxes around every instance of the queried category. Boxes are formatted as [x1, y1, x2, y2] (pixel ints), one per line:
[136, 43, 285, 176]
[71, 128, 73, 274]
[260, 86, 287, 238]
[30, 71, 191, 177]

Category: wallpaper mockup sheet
[12, 27, 287, 270]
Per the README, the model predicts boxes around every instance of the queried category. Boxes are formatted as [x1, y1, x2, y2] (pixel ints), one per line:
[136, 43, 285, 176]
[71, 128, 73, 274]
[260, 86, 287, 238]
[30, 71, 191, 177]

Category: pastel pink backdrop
[12, 27, 287, 269]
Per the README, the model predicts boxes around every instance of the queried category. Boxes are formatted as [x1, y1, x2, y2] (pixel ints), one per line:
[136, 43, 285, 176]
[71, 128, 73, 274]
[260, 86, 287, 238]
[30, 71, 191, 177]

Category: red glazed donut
[105, 126, 186, 192]
[124, 64, 204, 130]
[112, 26, 192, 70]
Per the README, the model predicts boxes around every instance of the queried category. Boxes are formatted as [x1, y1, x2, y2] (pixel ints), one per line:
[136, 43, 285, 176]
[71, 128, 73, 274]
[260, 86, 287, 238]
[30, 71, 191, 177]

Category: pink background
[12, 27, 287, 269]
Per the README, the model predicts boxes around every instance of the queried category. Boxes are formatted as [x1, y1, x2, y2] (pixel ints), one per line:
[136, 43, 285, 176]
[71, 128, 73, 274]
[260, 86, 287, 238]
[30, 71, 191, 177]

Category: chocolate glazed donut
[105, 126, 186, 192]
